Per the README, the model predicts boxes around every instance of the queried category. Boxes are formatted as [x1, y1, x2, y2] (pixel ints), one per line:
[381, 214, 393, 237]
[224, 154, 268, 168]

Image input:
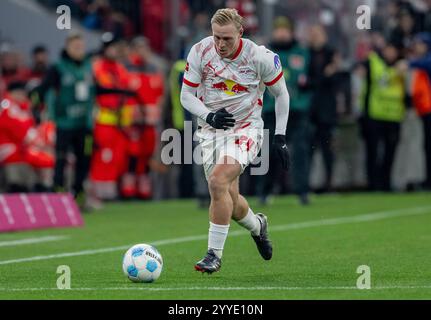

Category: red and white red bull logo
[212, 80, 249, 96]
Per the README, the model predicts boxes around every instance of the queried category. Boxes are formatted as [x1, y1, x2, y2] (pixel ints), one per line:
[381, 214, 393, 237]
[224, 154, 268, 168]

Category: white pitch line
[269, 206, 431, 232]
[0, 285, 431, 292]
[0, 236, 69, 248]
[0, 205, 430, 266]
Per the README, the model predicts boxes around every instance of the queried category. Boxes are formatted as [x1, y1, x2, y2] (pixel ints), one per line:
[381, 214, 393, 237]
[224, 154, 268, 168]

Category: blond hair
[211, 8, 244, 31]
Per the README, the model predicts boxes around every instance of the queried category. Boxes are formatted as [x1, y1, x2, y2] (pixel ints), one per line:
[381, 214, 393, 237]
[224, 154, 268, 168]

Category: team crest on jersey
[274, 55, 281, 71]
[185, 62, 190, 72]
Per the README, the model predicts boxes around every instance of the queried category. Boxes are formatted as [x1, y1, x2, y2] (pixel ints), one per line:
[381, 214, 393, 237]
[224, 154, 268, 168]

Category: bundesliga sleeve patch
[185, 62, 190, 72]
[274, 55, 281, 71]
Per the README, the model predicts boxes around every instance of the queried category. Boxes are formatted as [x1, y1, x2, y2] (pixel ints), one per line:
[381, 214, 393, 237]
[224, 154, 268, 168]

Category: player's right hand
[273, 135, 290, 171]
[206, 108, 235, 130]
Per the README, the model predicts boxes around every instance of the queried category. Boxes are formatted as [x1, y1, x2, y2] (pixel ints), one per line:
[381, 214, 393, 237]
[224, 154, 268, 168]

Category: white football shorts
[199, 127, 264, 180]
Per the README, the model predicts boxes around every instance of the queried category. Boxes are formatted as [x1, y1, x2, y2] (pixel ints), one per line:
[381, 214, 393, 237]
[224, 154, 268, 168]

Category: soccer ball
[122, 244, 163, 283]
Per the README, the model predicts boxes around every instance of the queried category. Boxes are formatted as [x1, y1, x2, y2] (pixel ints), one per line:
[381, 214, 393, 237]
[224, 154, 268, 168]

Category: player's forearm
[180, 85, 211, 121]
[274, 92, 290, 135]
[268, 79, 290, 135]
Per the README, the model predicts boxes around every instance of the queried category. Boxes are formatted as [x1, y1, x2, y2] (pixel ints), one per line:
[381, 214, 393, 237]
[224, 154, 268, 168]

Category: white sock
[237, 208, 261, 236]
[208, 222, 230, 258]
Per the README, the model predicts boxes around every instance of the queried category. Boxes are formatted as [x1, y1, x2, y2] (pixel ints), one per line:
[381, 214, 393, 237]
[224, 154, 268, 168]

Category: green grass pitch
[0, 193, 430, 300]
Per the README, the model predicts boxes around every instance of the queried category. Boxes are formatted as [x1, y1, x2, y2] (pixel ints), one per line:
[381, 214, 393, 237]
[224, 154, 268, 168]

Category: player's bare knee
[208, 174, 229, 198]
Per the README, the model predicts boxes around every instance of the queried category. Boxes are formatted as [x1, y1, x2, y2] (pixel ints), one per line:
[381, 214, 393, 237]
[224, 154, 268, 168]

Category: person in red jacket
[90, 33, 137, 200]
[120, 37, 165, 199]
[0, 82, 53, 192]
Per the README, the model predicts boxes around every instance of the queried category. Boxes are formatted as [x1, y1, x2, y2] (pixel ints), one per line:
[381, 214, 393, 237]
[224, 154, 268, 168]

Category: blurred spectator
[226, 0, 258, 35]
[358, 42, 407, 191]
[0, 82, 34, 192]
[28, 45, 50, 85]
[27, 45, 51, 123]
[0, 82, 53, 192]
[103, 10, 135, 38]
[32, 32, 95, 204]
[0, 43, 31, 88]
[308, 24, 340, 193]
[355, 32, 373, 63]
[128, 37, 166, 74]
[389, 4, 421, 56]
[257, 17, 313, 206]
[90, 33, 137, 200]
[409, 32, 431, 189]
[117, 39, 132, 66]
[384, 1, 413, 37]
[409, 32, 431, 87]
[120, 37, 166, 200]
[82, 0, 110, 31]
[370, 31, 388, 54]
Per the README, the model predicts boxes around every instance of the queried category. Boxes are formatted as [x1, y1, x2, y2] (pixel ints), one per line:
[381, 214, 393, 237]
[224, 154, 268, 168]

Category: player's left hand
[206, 108, 236, 130]
[273, 135, 290, 171]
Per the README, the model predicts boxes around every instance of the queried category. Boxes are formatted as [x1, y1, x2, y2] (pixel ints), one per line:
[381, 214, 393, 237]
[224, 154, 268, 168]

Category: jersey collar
[218, 39, 243, 61]
[229, 38, 243, 61]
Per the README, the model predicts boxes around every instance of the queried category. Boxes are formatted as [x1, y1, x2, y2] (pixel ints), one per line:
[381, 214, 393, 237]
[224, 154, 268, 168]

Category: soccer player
[180, 8, 290, 274]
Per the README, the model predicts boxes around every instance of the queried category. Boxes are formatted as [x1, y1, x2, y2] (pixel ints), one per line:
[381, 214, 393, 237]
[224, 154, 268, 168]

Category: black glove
[206, 108, 235, 130]
[273, 134, 290, 171]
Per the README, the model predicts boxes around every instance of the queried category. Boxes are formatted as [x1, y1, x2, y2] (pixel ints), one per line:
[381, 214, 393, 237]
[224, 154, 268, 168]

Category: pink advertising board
[0, 193, 84, 232]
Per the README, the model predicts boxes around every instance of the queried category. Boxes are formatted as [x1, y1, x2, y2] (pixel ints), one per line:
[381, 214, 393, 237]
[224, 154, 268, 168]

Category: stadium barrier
[0, 193, 83, 232]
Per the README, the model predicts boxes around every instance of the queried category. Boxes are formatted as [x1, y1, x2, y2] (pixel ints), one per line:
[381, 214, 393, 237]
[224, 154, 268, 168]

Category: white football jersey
[183, 36, 284, 137]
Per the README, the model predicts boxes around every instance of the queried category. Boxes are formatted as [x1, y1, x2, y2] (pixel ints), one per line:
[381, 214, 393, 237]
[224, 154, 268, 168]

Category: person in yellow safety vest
[90, 33, 138, 200]
[359, 42, 407, 191]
